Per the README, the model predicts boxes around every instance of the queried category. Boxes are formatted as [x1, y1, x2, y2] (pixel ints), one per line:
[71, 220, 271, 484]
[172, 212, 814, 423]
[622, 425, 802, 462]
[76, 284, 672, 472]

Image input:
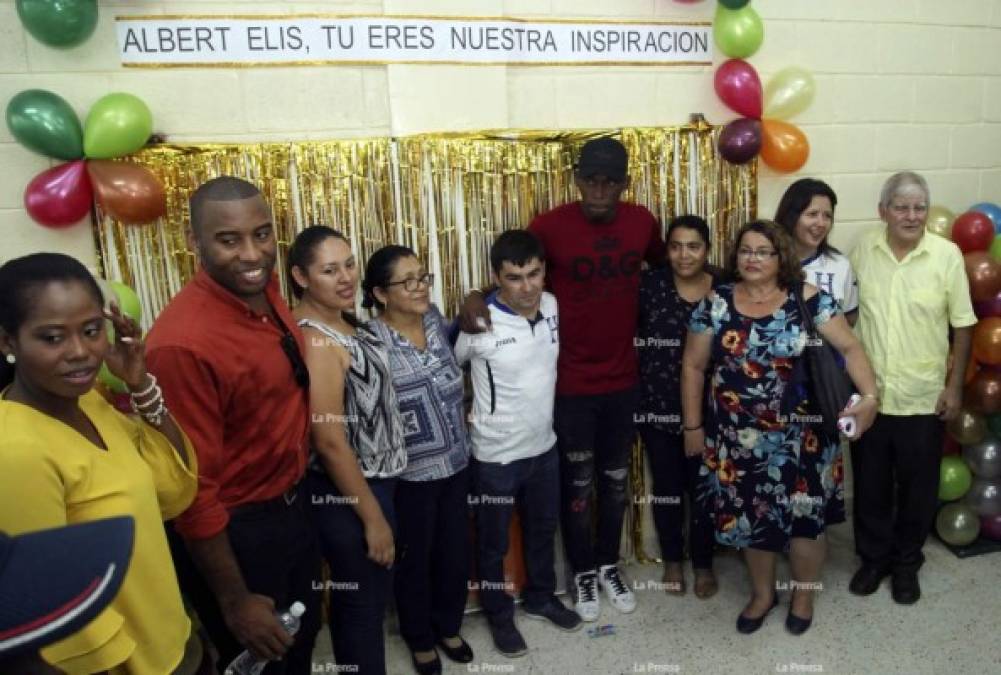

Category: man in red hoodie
[462, 137, 665, 622]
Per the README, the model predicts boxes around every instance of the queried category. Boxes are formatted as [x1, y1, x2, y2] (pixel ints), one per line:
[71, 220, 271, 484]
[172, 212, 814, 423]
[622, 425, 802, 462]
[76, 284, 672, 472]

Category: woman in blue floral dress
[680, 221, 879, 636]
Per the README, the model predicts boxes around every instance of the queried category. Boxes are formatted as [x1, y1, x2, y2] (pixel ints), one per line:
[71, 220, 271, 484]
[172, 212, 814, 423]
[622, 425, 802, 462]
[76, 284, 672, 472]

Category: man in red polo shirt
[146, 176, 320, 674]
[461, 138, 666, 622]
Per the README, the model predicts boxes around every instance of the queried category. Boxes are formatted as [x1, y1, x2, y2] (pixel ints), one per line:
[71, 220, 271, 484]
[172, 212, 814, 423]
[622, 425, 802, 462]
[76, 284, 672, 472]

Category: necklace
[740, 284, 781, 305]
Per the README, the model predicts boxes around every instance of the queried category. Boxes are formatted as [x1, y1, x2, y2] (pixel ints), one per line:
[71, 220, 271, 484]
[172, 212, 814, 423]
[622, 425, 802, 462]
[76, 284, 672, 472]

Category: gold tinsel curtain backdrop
[94, 122, 756, 564]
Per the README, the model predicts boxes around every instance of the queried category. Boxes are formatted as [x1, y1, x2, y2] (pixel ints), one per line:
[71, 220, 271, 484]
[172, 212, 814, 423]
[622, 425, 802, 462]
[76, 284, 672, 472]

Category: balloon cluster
[6, 90, 165, 228]
[17, 0, 98, 49]
[706, 1, 812, 172]
[937, 202, 1001, 546]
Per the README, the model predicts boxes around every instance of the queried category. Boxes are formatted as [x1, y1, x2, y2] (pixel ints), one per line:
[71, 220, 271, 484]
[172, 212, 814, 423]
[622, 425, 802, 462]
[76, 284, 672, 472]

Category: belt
[228, 484, 300, 518]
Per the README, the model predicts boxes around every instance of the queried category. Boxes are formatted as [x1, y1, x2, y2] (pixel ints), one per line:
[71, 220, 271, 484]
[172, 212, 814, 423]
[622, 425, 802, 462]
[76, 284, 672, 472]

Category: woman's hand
[683, 427, 706, 458]
[842, 396, 879, 437]
[102, 302, 147, 391]
[364, 514, 395, 568]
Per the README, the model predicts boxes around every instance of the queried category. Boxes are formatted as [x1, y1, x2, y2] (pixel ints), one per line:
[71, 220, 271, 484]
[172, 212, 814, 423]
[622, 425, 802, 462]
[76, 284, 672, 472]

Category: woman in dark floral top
[637, 215, 720, 599]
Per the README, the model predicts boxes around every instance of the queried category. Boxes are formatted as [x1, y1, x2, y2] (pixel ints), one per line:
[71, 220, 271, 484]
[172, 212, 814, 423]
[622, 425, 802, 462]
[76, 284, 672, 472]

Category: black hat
[576, 137, 628, 182]
[0, 517, 134, 659]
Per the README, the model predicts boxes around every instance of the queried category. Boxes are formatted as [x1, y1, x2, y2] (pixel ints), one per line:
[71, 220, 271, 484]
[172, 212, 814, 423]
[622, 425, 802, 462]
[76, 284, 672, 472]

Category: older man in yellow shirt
[848, 171, 977, 605]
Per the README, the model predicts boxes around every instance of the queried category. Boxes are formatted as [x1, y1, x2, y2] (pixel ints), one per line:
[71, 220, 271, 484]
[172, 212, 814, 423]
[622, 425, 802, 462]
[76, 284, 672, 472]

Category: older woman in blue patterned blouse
[363, 245, 473, 675]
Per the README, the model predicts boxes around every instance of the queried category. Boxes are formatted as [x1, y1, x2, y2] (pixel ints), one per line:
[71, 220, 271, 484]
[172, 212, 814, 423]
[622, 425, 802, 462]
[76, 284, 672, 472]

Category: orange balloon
[87, 159, 166, 225]
[760, 119, 809, 173]
[974, 317, 1001, 365]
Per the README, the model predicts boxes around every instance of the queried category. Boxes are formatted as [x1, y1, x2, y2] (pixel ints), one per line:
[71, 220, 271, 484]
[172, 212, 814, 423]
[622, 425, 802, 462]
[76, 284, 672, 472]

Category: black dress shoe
[736, 596, 779, 634]
[436, 635, 474, 663]
[891, 571, 921, 605]
[411, 650, 442, 675]
[849, 565, 890, 596]
[785, 609, 813, 635]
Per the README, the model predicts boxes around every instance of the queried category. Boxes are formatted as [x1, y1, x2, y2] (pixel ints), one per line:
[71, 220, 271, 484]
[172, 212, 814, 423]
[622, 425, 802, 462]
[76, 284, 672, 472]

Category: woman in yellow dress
[0, 253, 198, 675]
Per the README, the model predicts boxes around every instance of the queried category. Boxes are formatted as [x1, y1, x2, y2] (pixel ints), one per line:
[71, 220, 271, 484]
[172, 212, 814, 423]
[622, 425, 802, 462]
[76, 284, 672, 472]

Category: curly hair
[724, 219, 804, 290]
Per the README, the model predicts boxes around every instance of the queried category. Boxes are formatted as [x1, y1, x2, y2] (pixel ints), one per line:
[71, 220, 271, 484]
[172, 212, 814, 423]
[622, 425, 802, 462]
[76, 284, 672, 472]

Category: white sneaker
[598, 564, 636, 614]
[573, 571, 600, 622]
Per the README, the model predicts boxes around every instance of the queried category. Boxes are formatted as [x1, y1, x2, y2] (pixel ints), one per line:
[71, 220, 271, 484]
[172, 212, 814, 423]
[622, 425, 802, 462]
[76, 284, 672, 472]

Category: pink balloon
[981, 513, 1001, 540]
[974, 289, 1001, 319]
[718, 118, 762, 164]
[24, 160, 93, 228]
[714, 59, 762, 119]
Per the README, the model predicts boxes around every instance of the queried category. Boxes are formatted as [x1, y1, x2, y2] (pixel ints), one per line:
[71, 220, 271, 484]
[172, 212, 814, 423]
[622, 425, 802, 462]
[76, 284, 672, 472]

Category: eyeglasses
[280, 331, 310, 390]
[889, 203, 928, 216]
[737, 248, 778, 261]
[385, 273, 434, 292]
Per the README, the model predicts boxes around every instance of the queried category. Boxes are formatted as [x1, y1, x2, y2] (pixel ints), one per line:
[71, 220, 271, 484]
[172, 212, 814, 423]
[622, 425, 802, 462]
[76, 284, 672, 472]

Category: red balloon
[975, 289, 1001, 319]
[953, 211, 995, 254]
[964, 252, 1001, 303]
[714, 59, 762, 119]
[87, 160, 166, 225]
[24, 160, 92, 228]
[943, 435, 962, 456]
[981, 513, 1001, 540]
[717, 118, 762, 164]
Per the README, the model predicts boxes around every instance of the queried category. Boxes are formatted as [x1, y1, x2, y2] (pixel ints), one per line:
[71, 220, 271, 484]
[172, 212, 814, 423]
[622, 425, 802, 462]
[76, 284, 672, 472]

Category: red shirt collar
[191, 267, 285, 318]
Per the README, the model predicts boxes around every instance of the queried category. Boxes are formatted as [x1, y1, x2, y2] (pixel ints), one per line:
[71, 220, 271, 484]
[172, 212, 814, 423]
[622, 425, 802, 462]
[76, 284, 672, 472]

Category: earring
[4, 353, 14, 365]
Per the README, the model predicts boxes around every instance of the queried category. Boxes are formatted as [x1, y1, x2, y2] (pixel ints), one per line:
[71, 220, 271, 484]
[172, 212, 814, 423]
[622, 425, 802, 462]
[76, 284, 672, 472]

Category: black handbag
[794, 283, 855, 438]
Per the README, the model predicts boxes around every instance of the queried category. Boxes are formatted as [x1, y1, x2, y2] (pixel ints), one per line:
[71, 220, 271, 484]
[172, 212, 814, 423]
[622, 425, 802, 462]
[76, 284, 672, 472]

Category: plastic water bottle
[224, 602, 306, 675]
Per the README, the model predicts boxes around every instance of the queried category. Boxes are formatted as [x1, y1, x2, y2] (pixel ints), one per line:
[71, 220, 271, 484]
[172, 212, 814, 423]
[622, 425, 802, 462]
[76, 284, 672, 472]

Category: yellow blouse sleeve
[0, 434, 135, 674]
[133, 417, 199, 521]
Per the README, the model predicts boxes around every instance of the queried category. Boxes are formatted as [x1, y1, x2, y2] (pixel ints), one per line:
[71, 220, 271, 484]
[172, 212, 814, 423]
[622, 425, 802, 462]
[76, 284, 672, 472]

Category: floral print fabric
[689, 283, 845, 552]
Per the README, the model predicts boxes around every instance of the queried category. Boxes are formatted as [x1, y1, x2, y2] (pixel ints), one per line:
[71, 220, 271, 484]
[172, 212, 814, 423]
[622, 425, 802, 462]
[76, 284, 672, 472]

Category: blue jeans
[307, 471, 397, 675]
[474, 446, 559, 622]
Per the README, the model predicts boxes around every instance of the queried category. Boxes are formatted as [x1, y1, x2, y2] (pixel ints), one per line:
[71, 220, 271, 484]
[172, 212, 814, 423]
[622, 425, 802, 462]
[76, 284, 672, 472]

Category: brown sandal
[694, 569, 718, 599]
[662, 563, 686, 595]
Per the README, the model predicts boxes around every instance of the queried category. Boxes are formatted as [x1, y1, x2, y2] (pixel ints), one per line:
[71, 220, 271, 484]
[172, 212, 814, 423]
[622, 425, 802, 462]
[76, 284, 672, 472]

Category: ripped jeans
[554, 385, 639, 574]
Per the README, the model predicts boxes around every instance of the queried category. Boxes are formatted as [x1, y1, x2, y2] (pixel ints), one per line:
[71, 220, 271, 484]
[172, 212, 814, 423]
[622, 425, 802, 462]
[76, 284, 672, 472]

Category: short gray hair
[879, 171, 929, 208]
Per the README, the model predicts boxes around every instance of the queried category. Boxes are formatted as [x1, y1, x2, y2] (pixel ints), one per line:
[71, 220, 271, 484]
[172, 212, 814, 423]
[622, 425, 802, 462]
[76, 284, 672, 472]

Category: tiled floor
[311, 522, 1001, 675]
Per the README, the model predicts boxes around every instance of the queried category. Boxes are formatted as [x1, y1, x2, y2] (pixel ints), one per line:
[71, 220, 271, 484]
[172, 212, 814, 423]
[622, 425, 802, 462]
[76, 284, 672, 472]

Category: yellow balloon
[763, 67, 816, 120]
[926, 205, 955, 239]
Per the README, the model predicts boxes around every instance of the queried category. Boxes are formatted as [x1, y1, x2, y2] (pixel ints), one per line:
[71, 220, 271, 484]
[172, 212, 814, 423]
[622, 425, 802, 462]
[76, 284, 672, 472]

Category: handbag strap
[794, 281, 817, 338]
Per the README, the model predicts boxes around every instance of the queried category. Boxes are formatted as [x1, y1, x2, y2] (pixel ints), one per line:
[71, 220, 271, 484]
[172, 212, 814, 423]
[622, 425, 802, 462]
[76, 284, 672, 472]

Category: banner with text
[116, 15, 712, 67]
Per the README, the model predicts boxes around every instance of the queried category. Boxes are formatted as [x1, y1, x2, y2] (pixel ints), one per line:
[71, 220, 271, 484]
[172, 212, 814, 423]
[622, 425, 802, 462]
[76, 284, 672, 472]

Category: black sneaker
[522, 596, 583, 632]
[487, 618, 528, 657]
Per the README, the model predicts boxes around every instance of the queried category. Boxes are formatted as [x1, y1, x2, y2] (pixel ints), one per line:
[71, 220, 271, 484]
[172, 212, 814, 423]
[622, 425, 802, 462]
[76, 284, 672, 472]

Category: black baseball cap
[576, 137, 628, 182]
[0, 517, 134, 659]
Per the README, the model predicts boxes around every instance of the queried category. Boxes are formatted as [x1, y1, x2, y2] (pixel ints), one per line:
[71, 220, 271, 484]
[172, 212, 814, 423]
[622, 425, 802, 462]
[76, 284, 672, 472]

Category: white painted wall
[2, 0, 1000, 266]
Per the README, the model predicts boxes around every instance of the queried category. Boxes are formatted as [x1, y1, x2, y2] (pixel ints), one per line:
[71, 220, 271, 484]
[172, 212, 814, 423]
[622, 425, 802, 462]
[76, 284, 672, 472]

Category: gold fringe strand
[95, 125, 755, 563]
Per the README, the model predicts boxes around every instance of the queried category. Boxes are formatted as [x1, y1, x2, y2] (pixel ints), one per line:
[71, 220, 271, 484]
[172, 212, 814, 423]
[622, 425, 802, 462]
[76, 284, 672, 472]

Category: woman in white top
[775, 178, 859, 326]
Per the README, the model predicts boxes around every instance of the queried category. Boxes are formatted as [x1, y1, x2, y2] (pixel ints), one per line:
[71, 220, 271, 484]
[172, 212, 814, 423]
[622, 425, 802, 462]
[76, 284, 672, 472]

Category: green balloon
[939, 456, 973, 501]
[106, 280, 142, 323]
[83, 93, 153, 159]
[989, 236, 1001, 263]
[16, 0, 98, 49]
[5, 89, 83, 160]
[714, 4, 764, 59]
[719, 0, 751, 8]
[98, 361, 128, 394]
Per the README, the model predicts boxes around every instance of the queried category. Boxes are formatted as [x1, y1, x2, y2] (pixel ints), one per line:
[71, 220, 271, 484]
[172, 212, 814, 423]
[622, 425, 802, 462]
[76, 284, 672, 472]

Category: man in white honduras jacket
[454, 230, 582, 659]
